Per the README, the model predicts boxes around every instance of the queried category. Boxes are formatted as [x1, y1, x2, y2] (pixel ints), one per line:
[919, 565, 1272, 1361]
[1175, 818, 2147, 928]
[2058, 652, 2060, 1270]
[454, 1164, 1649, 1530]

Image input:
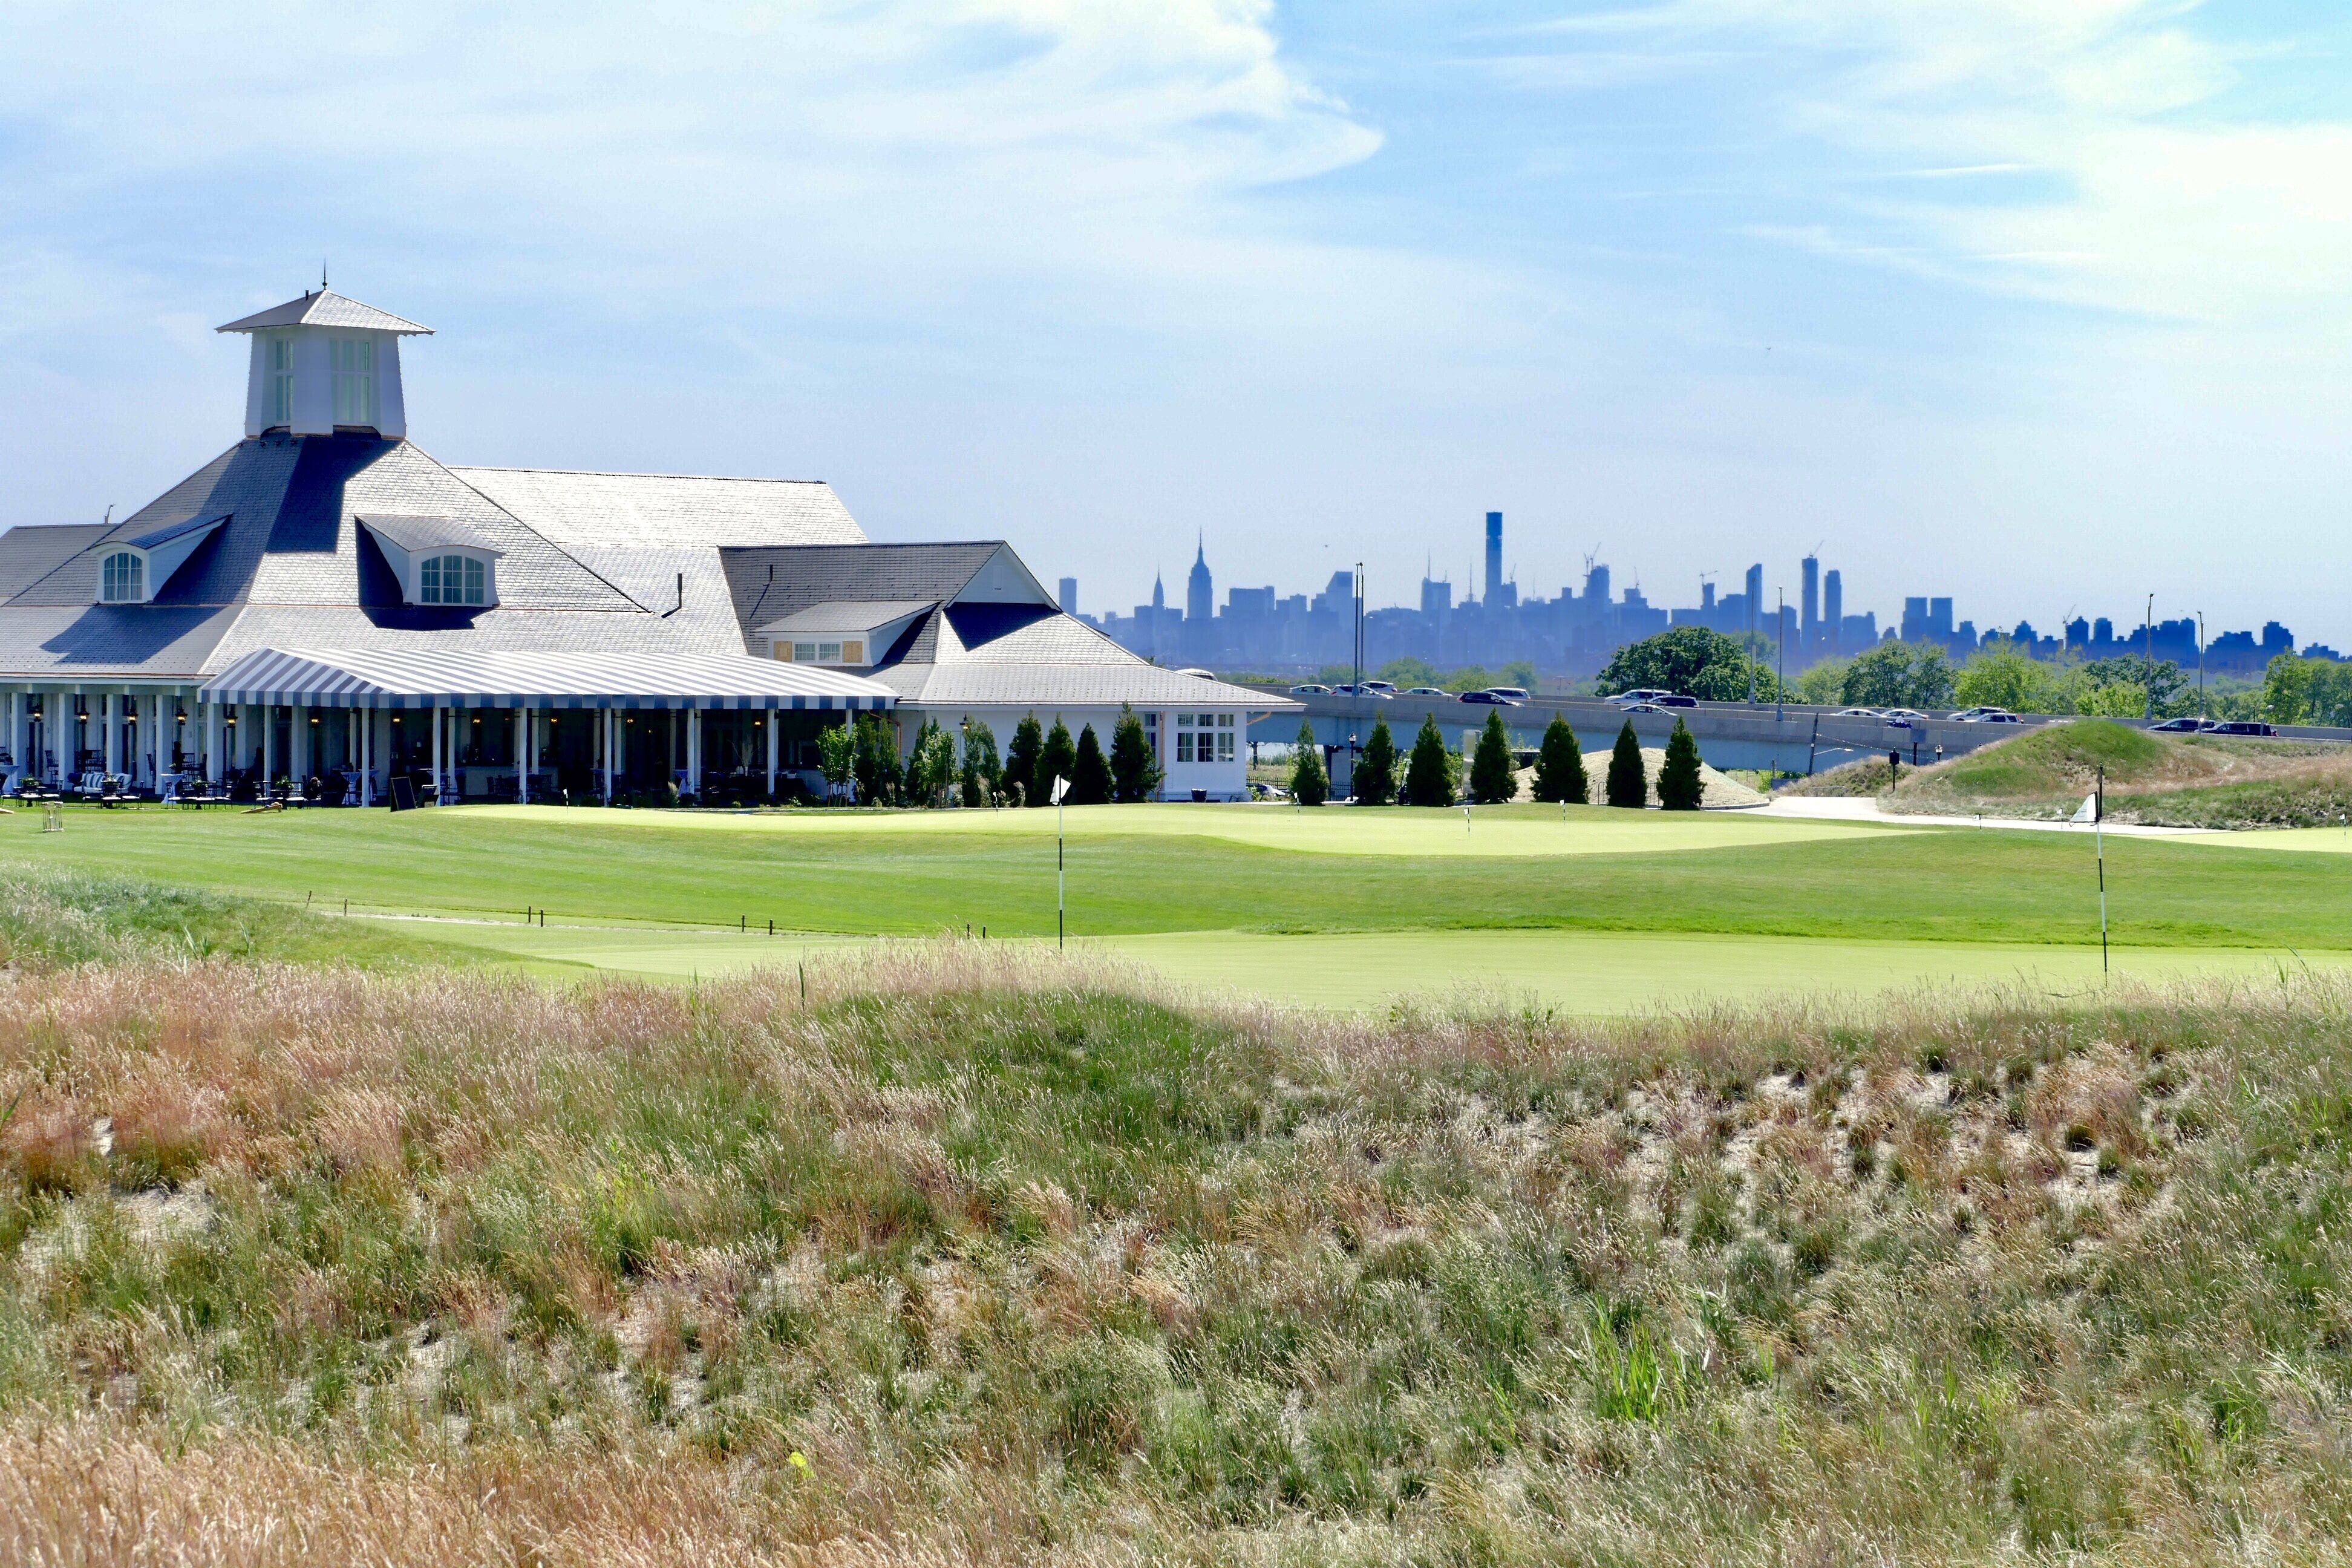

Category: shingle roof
[0, 525, 112, 604]
[356, 514, 505, 557]
[453, 468, 866, 552]
[215, 290, 432, 335]
[877, 662, 1301, 712]
[717, 543, 1005, 631]
[759, 599, 936, 635]
[125, 512, 231, 550]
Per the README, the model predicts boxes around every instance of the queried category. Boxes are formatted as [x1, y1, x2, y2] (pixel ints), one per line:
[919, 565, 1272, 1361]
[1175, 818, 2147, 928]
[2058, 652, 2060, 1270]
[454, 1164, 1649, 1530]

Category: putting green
[362, 917, 2352, 1014]
[451, 800, 1916, 858]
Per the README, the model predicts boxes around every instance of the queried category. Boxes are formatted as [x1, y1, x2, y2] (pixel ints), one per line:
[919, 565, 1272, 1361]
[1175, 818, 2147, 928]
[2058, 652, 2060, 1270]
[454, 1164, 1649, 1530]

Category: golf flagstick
[1051, 775, 1070, 949]
[2069, 771, 2106, 973]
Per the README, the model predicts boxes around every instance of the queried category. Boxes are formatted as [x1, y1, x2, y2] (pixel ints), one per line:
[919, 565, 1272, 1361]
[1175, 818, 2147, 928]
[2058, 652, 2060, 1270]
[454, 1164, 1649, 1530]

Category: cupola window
[99, 551, 145, 604]
[266, 337, 295, 427]
[330, 337, 378, 426]
[419, 553, 486, 606]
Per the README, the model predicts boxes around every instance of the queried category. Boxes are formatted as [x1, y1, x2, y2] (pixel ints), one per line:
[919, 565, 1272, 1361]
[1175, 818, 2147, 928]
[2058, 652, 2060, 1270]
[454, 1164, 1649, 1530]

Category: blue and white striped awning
[200, 646, 895, 711]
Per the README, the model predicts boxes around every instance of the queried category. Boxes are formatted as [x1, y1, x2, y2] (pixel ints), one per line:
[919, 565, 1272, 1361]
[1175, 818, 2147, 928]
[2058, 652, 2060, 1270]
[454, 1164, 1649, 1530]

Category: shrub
[959, 717, 999, 807]
[1038, 719, 1077, 806]
[817, 720, 855, 801]
[1606, 720, 1647, 808]
[1004, 713, 1044, 806]
[1290, 722, 1328, 806]
[1109, 704, 1162, 802]
[1658, 717, 1703, 810]
[1468, 711, 1516, 804]
[1071, 724, 1112, 805]
[1403, 714, 1459, 806]
[1354, 716, 1397, 806]
[851, 713, 902, 805]
[1531, 716, 1585, 804]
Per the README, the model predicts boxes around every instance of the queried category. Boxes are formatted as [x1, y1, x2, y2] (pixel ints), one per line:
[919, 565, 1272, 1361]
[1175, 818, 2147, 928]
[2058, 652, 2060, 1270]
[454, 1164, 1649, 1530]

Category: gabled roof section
[451, 467, 866, 552]
[217, 290, 432, 335]
[716, 542, 1030, 635]
[757, 599, 935, 636]
[0, 524, 112, 604]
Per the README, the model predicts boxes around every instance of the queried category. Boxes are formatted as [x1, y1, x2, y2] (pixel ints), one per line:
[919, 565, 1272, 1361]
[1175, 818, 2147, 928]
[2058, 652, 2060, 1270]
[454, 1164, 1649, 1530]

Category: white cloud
[1518, 0, 2352, 327]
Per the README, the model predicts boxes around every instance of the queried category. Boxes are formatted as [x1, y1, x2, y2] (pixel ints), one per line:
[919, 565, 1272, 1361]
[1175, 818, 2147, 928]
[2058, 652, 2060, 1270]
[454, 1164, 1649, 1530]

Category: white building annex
[0, 287, 1293, 805]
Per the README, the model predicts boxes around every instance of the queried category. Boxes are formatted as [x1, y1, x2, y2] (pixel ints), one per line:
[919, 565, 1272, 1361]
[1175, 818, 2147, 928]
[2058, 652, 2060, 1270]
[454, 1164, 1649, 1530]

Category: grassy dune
[7, 935, 2352, 1564]
[1800, 720, 2352, 829]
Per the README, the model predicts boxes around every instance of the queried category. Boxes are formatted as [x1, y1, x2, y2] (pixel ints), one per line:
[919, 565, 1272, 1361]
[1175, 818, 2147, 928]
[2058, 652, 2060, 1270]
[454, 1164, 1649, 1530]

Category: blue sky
[4, 1, 2348, 642]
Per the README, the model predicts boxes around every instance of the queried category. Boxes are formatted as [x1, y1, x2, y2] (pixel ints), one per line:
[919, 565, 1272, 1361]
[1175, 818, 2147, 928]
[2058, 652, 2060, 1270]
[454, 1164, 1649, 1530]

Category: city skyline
[1073, 512, 2328, 680]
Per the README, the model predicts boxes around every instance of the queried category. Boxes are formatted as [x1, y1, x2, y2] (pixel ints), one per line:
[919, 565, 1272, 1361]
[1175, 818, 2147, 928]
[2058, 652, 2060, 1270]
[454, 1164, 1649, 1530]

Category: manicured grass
[4, 798, 2351, 952]
[377, 916, 2352, 1012]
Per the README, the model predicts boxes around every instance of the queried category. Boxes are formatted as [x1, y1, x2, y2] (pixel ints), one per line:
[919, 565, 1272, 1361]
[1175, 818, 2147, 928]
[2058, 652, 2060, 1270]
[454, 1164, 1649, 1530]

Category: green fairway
[363, 915, 2352, 1013]
[7, 797, 2348, 955]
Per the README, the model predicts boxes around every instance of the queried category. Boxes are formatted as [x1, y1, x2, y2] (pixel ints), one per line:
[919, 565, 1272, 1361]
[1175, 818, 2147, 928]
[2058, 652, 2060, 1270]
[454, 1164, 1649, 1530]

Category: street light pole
[1775, 589, 1785, 722]
[2142, 593, 2155, 721]
[2197, 611, 2206, 720]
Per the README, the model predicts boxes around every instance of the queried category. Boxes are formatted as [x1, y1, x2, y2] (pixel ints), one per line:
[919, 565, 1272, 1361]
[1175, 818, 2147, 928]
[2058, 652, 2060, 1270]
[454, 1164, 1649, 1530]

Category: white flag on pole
[1050, 775, 1070, 805]
[2070, 792, 2097, 825]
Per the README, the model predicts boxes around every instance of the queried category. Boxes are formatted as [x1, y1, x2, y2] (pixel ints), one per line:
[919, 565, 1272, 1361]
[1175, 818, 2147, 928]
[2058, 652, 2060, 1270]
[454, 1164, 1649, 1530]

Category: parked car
[1289, 683, 1332, 694]
[2210, 720, 2278, 737]
[1404, 686, 1448, 697]
[2150, 717, 2215, 733]
[1606, 688, 1674, 707]
[1459, 690, 1524, 706]
[1651, 693, 1698, 708]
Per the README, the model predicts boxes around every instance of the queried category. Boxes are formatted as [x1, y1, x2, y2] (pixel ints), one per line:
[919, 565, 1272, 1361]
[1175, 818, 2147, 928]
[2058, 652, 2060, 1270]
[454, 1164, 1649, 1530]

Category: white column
[433, 704, 446, 803]
[102, 694, 119, 776]
[5, 690, 20, 773]
[766, 711, 778, 795]
[601, 708, 613, 804]
[360, 705, 373, 806]
[687, 704, 702, 799]
[201, 702, 217, 783]
[515, 707, 529, 805]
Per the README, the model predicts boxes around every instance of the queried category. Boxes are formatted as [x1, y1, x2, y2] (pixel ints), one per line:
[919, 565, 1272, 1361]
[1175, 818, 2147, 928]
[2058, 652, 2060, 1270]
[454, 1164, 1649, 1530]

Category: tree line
[1289, 710, 1704, 810]
[816, 704, 1163, 807]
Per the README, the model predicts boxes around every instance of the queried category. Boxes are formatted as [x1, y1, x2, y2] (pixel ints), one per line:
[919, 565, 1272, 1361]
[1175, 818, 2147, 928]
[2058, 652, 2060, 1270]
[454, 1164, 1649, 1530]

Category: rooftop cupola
[217, 289, 433, 441]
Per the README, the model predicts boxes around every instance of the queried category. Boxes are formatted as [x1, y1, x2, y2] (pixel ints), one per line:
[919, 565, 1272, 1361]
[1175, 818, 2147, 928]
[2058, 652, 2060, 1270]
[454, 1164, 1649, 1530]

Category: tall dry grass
[7, 944, 2352, 1564]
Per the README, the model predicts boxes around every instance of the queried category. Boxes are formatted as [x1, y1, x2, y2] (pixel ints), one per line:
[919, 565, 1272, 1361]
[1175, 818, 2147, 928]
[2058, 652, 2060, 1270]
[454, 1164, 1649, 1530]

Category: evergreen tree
[852, 713, 903, 805]
[1289, 720, 1328, 806]
[958, 717, 999, 807]
[1071, 724, 1112, 805]
[902, 718, 942, 805]
[1469, 710, 1517, 804]
[817, 719, 856, 802]
[1109, 703, 1161, 803]
[1004, 712, 1043, 806]
[1530, 715, 1587, 804]
[1658, 717, 1704, 811]
[1354, 715, 1397, 805]
[1037, 717, 1077, 806]
[1604, 720, 1647, 808]
[1403, 713, 1460, 806]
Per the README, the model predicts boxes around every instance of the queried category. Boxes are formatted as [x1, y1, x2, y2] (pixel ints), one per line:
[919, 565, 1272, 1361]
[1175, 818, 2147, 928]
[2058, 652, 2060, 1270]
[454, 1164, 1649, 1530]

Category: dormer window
[780, 639, 864, 665]
[330, 337, 378, 426]
[419, 553, 486, 606]
[356, 515, 503, 609]
[100, 551, 145, 604]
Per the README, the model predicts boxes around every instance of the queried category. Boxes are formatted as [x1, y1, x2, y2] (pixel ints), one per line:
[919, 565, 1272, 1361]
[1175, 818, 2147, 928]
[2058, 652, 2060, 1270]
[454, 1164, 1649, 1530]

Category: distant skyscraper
[1823, 569, 1842, 645]
[1744, 564, 1763, 635]
[1485, 512, 1503, 605]
[1800, 555, 1820, 644]
[1186, 537, 1212, 624]
[1058, 577, 1078, 615]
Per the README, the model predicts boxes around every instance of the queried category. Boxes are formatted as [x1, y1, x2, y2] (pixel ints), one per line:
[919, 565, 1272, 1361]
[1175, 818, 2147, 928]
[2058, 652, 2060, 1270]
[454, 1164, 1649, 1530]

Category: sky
[3, 0, 2348, 644]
